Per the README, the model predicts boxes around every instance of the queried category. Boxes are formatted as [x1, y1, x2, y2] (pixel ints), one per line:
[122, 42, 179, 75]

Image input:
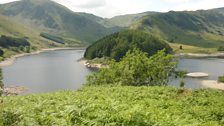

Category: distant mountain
[77, 12, 115, 28]
[107, 12, 158, 27]
[78, 12, 157, 28]
[0, 0, 121, 43]
[131, 8, 224, 48]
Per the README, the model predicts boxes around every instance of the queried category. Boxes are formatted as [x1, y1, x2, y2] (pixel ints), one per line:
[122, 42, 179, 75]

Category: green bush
[217, 46, 224, 51]
[86, 48, 176, 86]
[0, 35, 30, 48]
[218, 75, 224, 83]
[0, 49, 4, 57]
[0, 69, 3, 96]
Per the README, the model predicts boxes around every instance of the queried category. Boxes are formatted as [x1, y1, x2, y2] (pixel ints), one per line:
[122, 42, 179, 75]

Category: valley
[0, 0, 224, 125]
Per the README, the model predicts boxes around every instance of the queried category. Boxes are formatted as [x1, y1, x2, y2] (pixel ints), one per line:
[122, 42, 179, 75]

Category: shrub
[0, 49, 4, 56]
[0, 35, 30, 48]
[0, 69, 3, 96]
[218, 75, 224, 83]
[218, 46, 224, 51]
[86, 48, 176, 86]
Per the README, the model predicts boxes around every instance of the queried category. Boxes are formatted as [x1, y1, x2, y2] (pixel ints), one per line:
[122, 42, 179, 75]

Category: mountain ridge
[0, 0, 121, 43]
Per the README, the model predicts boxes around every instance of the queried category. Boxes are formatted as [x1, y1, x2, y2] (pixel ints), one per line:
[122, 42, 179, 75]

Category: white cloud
[1, 0, 224, 18]
[173, 0, 224, 11]
[163, 0, 189, 3]
[0, 0, 19, 4]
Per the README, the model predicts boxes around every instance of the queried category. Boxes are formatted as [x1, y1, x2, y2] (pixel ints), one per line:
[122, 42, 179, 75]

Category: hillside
[78, 11, 157, 28]
[84, 30, 172, 61]
[108, 11, 157, 27]
[0, 0, 120, 43]
[0, 15, 50, 47]
[132, 8, 224, 48]
[1, 86, 224, 125]
[0, 14, 65, 59]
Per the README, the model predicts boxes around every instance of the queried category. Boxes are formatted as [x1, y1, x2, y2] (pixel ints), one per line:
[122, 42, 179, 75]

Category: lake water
[171, 58, 224, 89]
[3, 50, 224, 93]
[3, 49, 91, 93]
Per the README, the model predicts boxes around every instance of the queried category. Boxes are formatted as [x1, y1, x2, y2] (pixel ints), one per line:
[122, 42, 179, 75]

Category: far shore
[0, 47, 85, 67]
[175, 52, 224, 58]
[201, 80, 224, 90]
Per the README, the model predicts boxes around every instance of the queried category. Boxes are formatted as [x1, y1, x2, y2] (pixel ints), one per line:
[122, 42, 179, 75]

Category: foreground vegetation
[1, 86, 224, 126]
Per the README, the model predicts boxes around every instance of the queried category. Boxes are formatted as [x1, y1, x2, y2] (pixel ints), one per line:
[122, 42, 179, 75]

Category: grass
[169, 43, 217, 54]
[1, 86, 224, 126]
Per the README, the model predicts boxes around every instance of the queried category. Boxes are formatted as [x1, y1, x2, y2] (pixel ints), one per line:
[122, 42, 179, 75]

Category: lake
[171, 58, 224, 89]
[3, 49, 91, 93]
[3, 50, 224, 93]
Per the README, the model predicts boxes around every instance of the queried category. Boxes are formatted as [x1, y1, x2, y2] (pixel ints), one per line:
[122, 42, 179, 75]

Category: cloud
[170, 0, 224, 11]
[163, 0, 189, 3]
[68, 0, 106, 9]
[53, 0, 152, 18]
[0, 0, 19, 4]
[1, 0, 224, 18]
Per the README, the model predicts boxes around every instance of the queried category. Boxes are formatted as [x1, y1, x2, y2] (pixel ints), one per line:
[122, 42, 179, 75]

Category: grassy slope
[107, 12, 157, 27]
[1, 86, 224, 125]
[0, 15, 55, 47]
[0, 0, 120, 44]
[0, 14, 66, 59]
[131, 9, 224, 49]
[169, 43, 217, 54]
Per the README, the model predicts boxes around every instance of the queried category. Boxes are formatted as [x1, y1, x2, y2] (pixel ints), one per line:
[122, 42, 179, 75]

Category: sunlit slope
[0, 0, 120, 43]
[132, 8, 224, 48]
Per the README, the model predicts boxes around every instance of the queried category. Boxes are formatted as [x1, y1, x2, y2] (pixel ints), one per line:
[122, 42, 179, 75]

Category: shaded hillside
[132, 8, 224, 48]
[84, 30, 172, 61]
[0, 0, 120, 43]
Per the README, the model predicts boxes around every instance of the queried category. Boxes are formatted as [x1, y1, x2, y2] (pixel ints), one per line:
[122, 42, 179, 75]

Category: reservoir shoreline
[0, 47, 86, 67]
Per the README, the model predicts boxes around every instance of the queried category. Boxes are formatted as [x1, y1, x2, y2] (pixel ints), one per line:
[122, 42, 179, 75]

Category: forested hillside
[84, 30, 172, 61]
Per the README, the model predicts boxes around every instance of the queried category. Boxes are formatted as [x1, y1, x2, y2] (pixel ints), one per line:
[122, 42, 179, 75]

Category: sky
[1, 0, 224, 18]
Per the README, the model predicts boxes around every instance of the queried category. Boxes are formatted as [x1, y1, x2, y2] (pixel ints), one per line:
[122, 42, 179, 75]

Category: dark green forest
[0, 35, 30, 48]
[84, 30, 172, 61]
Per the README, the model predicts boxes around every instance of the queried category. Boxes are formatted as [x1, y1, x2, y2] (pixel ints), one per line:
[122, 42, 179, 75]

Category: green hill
[108, 12, 158, 27]
[0, 14, 58, 46]
[84, 30, 172, 61]
[0, 14, 66, 59]
[0, 0, 120, 43]
[131, 8, 224, 48]
[78, 12, 157, 28]
[1, 86, 224, 125]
